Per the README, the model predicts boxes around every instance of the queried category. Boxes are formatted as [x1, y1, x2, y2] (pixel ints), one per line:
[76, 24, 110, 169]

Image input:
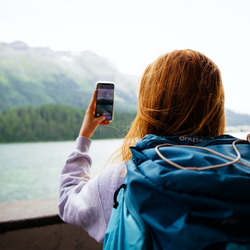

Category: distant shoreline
[0, 127, 249, 144]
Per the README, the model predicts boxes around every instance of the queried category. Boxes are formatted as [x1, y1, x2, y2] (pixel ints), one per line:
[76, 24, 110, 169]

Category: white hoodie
[58, 136, 126, 243]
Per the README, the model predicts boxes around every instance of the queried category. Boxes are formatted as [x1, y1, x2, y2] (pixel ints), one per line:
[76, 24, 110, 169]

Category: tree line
[0, 105, 137, 142]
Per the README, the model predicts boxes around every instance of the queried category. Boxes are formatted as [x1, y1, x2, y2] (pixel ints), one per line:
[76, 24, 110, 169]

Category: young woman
[58, 49, 226, 243]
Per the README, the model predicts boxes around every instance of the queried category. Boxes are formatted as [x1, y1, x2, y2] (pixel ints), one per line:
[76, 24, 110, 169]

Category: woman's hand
[79, 90, 110, 138]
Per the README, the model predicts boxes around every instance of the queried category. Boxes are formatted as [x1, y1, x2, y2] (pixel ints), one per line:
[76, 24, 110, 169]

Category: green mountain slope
[0, 41, 249, 127]
[0, 41, 138, 112]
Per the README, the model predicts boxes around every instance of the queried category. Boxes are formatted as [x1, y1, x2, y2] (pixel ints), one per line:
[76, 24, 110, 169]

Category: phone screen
[95, 82, 115, 121]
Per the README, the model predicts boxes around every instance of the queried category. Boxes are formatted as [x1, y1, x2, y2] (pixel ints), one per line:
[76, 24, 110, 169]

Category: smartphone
[95, 81, 115, 121]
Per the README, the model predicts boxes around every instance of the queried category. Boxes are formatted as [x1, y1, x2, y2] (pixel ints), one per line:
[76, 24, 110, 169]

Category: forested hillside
[0, 105, 136, 142]
[0, 104, 249, 142]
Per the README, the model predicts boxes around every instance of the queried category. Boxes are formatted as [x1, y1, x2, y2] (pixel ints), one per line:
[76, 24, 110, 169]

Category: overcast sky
[0, 0, 249, 115]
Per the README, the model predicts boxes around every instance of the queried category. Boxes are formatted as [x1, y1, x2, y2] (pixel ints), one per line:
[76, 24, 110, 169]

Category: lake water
[0, 132, 248, 203]
[0, 138, 123, 203]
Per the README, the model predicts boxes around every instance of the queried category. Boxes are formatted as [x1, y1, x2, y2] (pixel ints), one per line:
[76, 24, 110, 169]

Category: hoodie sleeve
[58, 136, 126, 243]
[58, 136, 107, 242]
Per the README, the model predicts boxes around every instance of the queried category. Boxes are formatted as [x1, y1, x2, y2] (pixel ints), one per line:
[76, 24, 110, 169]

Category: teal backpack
[103, 134, 250, 250]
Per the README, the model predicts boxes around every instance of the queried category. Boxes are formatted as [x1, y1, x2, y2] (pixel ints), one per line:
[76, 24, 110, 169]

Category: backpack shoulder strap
[113, 183, 126, 208]
[104, 179, 151, 250]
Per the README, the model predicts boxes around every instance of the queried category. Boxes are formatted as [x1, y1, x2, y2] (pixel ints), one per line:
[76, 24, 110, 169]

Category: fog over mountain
[0, 41, 138, 112]
[0, 41, 249, 126]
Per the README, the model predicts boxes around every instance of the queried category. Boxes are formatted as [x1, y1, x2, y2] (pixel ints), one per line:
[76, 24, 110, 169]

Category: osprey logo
[179, 136, 207, 143]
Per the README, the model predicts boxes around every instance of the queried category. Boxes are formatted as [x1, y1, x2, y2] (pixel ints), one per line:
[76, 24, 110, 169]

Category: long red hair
[119, 49, 225, 162]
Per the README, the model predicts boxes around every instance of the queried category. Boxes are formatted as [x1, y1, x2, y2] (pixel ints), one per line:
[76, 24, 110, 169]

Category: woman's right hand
[79, 90, 110, 138]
